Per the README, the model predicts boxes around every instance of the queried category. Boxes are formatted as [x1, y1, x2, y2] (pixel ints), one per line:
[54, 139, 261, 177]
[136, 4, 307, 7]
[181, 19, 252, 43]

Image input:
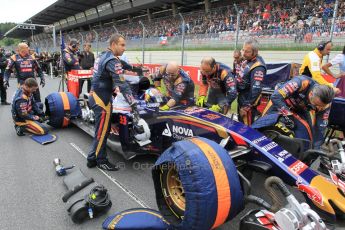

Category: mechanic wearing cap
[153, 61, 195, 110]
[11, 78, 48, 136]
[4, 42, 45, 102]
[87, 34, 144, 171]
[0, 48, 10, 105]
[258, 75, 335, 149]
[62, 38, 81, 72]
[236, 39, 266, 126]
[196, 57, 237, 114]
[300, 41, 340, 94]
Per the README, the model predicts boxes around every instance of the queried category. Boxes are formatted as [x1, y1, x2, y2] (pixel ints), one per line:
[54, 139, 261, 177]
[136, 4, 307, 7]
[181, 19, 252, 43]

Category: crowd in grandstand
[86, 0, 345, 42]
[32, 0, 345, 46]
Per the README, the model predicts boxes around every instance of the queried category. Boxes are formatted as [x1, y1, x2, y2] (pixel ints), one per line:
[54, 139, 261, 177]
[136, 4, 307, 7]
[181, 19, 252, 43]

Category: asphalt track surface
[125, 50, 341, 67]
[0, 77, 344, 230]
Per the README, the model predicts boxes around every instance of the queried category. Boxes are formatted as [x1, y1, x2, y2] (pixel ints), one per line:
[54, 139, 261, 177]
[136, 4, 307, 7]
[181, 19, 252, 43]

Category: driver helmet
[144, 88, 164, 104]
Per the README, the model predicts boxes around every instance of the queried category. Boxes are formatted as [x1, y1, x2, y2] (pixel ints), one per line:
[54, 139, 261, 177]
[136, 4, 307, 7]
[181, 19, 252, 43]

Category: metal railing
[6, 0, 343, 67]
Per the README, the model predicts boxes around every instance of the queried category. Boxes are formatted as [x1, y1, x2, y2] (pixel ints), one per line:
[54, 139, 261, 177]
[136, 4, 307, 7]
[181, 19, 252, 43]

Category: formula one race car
[45, 73, 345, 229]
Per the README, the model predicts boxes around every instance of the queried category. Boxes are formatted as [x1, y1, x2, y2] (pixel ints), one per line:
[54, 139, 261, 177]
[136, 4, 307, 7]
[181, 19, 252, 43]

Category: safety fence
[4, 0, 341, 69]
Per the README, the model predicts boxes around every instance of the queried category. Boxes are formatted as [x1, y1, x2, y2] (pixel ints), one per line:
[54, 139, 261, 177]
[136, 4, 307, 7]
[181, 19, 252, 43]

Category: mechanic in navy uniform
[11, 78, 48, 136]
[257, 75, 335, 149]
[87, 34, 143, 171]
[0, 48, 10, 105]
[196, 57, 237, 114]
[62, 38, 81, 72]
[4, 43, 45, 102]
[152, 61, 195, 110]
[236, 39, 266, 126]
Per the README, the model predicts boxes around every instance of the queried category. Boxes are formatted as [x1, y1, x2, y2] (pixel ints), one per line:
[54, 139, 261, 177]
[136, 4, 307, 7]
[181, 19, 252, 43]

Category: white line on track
[70, 142, 150, 208]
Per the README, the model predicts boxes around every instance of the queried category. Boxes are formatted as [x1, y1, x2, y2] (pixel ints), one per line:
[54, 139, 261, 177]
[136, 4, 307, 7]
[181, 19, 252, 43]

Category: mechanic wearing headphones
[62, 38, 81, 72]
[11, 78, 48, 136]
[87, 34, 143, 171]
[153, 61, 195, 110]
[300, 41, 340, 94]
[4, 42, 45, 103]
[237, 39, 267, 126]
[196, 57, 237, 114]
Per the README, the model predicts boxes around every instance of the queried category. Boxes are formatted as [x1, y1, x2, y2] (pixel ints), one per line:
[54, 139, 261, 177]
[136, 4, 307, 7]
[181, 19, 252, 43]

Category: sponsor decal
[275, 150, 291, 162]
[253, 70, 264, 81]
[252, 136, 267, 144]
[183, 107, 205, 114]
[226, 77, 236, 87]
[21, 68, 32, 72]
[172, 125, 193, 137]
[115, 64, 123, 75]
[66, 74, 80, 82]
[202, 113, 221, 120]
[296, 179, 324, 206]
[291, 81, 299, 89]
[162, 123, 172, 137]
[289, 160, 307, 175]
[285, 84, 294, 94]
[146, 103, 160, 108]
[262, 142, 278, 151]
[162, 123, 193, 140]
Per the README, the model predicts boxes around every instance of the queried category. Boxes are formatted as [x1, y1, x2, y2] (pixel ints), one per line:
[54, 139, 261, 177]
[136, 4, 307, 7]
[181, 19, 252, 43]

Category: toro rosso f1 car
[45, 71, 345, 228]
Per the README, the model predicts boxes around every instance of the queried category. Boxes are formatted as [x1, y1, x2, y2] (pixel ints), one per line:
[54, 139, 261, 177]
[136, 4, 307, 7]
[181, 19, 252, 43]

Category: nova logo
[172, 125, 193, 137]
[162, 123, 172, 137]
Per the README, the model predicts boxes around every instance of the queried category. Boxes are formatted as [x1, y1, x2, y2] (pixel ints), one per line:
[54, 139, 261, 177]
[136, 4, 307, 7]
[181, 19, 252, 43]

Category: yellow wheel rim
[166, 166, 185, 212]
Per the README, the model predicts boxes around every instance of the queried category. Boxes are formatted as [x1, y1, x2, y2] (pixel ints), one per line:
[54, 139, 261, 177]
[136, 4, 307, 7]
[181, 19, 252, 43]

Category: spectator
[79, 43, 95, 93]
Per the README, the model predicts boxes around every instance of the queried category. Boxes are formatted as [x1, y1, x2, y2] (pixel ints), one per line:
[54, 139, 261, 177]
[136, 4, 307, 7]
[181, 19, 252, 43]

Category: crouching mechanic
[257, 75, 335, 149]
[152, 61, 195, 110]
[237, 39, 266, 126]
[12, 78, 48, 136]
[87, 34, 144, 171]
[196, 57, 237, 114]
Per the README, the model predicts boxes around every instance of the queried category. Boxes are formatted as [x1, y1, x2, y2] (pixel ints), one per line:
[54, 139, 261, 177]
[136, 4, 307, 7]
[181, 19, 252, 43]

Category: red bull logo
[296, 181, 324, 206]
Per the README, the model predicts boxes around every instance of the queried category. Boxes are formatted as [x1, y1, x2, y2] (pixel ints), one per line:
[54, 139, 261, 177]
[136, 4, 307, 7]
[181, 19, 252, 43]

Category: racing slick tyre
[45, 92, 81, 128]
[102, 208, 170, 230]
[152, 137, 244, 230]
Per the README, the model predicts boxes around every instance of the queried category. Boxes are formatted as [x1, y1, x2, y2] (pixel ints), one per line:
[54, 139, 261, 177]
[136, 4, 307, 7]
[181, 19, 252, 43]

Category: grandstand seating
[33, 0, 345, 47]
